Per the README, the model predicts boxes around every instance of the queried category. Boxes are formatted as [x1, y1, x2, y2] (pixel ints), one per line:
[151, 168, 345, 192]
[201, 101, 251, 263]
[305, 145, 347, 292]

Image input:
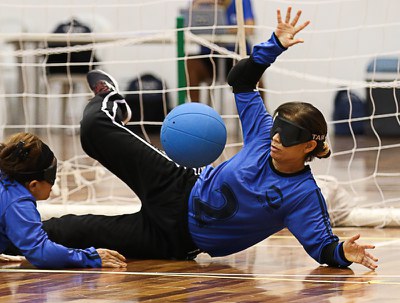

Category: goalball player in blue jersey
[0, 133, 126, 268]
[41, 7, 378, 270]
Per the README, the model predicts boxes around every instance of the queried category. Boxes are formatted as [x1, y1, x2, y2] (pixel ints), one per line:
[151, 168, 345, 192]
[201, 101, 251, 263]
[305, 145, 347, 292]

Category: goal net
[0, 0, 400, 227]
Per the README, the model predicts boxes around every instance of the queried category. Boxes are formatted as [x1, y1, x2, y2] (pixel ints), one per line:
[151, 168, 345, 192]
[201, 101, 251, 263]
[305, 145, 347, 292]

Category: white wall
[1, 0, 400, 121]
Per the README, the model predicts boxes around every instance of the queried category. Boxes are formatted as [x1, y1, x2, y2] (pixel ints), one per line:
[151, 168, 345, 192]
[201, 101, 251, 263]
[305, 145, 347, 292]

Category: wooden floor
[0, 228, 399, 302]
[2, 125, 400, 302]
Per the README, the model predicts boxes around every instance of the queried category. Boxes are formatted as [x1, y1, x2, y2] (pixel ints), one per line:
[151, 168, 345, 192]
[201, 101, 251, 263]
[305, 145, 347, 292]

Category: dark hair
[0, 133, 53, 183]
[274, 102, 331, 161]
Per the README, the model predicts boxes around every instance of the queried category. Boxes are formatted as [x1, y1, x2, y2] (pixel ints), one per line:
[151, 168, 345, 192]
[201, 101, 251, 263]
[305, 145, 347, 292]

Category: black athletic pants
[42, 92, 200, 260]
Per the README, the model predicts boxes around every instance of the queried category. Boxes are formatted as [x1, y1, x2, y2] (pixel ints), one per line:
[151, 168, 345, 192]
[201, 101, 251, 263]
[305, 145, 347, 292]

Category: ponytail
[316, 142, 331, 159]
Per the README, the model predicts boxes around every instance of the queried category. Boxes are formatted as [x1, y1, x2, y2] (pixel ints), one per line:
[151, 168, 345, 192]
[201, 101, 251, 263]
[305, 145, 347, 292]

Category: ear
[26, 180, 40, 195]
[304, 140, 317, 154]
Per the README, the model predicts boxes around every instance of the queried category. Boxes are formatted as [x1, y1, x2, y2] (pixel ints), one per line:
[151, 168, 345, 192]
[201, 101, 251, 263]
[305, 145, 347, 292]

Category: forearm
[25, 245, 101, 269]
[252, 32, 287, 65]
[6, 204, 101, 269]
[227, 33, 286, 93]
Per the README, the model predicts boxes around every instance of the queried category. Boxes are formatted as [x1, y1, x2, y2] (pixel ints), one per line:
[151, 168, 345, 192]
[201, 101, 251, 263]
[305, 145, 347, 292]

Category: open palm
[275, 7, 310, 48]
[343, 234, 378, 270]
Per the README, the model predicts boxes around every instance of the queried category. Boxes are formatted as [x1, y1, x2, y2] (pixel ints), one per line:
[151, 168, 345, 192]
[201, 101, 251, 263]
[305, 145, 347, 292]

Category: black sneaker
[87, 69, 120, 95]
[87, 69, 132, 125]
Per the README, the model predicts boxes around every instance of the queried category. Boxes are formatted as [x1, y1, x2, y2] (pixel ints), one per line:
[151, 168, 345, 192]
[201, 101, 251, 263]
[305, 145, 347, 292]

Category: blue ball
[161, 103, 227, 167]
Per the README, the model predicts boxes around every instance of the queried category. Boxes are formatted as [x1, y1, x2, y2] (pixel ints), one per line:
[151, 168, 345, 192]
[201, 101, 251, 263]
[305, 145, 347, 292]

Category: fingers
[0, 254, 26, 263]
[365, 251, 379, 262]
[276, 6, 310, 48]
[0, 255, 11, 262]
[278, 6, 309, 28]
[285, 6, 292, 24]
[291, 9, 301, 27]
[364, 261, 377, 270]
[294, 20, 311, 35]
[106, 249, 126, 262]
[288, 38, 304, 47]
[362, 248, 378, 270]
[98, 248, 126, 261]
[348, 233, 361, 243]
[102, 259, 128, 268]
[362, 255, 378, 270]
[361, 244, 376, 250]
[276, 8, 282, 24]
[97, 249, 127, 268]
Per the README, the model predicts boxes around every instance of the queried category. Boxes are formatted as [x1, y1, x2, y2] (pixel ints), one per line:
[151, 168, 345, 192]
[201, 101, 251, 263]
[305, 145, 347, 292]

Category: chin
[270, 151, 279, 160]
[270, 152, 287, 165]
[37, 194, 50, 201]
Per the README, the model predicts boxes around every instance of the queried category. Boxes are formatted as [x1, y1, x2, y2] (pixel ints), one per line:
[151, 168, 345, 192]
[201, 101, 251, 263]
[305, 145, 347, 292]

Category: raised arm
[228, 7, 310, 93]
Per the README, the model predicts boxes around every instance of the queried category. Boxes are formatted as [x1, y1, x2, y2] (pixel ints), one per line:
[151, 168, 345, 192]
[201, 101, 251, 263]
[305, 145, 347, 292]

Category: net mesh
[0, 0, 400, 226]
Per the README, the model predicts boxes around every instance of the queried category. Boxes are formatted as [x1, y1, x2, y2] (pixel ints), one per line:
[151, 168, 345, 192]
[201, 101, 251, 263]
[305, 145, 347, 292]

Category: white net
[0, 0, 400, 227]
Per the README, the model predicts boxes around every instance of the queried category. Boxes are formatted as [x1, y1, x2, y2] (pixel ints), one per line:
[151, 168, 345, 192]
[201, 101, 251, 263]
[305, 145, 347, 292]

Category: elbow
[227, 56, 267, 93]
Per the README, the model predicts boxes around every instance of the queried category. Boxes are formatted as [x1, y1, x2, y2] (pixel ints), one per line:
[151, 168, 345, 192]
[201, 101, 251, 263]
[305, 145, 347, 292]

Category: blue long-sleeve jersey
[188, 33, 351, 267]
[0, 175, 101, 268]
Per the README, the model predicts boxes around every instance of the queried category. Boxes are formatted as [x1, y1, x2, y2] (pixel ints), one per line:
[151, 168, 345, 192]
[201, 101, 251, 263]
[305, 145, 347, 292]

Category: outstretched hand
[97, 248, 127, 268]
[275, 7, 310, 48]
[0, 254, 26, 263]
[343, 234, 378, 270]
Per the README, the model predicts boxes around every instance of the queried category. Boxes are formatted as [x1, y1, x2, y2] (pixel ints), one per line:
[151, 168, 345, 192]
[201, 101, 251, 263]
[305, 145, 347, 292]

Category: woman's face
[270, 133, 310, 163]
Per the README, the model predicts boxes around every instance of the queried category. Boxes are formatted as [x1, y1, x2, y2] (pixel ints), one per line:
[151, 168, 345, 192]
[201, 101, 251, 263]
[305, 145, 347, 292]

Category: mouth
[271, 144, 280, 152]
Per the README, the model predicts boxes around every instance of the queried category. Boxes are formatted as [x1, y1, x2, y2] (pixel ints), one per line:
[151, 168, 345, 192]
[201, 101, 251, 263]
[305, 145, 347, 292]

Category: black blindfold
[271, 116, 325, 147]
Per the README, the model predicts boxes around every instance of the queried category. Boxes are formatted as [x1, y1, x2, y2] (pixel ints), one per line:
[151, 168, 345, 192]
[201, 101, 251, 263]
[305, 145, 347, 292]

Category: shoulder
[298, 177, 327, 210]
[298, 173, 322, 195]
[0, 179, 35, 210]
[287, 173, 323, 204]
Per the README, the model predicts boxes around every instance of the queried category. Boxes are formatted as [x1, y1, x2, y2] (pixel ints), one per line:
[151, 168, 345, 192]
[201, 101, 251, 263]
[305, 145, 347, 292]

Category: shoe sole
[88, 69, 120, 93]
[88, 69, 132, 125]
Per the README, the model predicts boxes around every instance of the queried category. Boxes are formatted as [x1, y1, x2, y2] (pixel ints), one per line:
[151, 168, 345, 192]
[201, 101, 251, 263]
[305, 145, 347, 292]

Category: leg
[46, 71, 200, 259]
[42, 188, 199, 259]
[186, 57, 213, 102]
[80, 92, 196, 205]
[42, 212, 171, 259]
[83, 70, 197, 203]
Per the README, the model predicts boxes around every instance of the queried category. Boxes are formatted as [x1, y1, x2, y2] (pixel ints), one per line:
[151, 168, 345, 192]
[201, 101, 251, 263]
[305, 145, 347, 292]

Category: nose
[272, 132, 281, 143]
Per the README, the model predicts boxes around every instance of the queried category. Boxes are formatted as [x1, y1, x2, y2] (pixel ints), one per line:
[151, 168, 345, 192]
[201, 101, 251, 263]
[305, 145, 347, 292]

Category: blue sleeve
[5, 200, 101, 269]
[286, 188, 352, 267]
[232, 32, 286, 145]
[230, 33, 286, 112]
[234, 91, 272, 145]
[251, 32, 287, 66]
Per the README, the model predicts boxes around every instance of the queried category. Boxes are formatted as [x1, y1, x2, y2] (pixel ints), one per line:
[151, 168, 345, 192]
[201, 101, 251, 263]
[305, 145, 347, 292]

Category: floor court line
[269, 235, 400, 241]
[1, 268, 399, 283]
